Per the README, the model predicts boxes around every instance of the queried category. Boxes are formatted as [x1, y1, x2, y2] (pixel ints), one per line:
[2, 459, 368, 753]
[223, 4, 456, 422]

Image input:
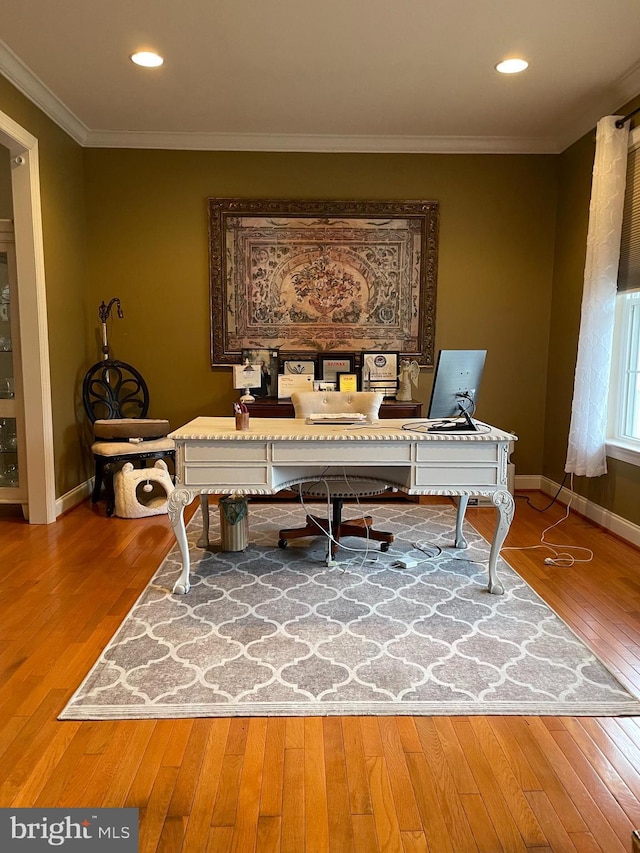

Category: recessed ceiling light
[495, 58, 528, 74]
[130, 51, 164, 68]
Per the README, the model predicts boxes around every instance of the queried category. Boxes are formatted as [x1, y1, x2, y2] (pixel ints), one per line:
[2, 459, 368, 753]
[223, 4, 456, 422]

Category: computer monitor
[427, 349, 487, 432]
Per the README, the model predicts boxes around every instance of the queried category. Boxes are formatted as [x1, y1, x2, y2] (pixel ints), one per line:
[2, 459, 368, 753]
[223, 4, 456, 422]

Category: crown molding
[612, 58, 640, 114]
[5, 34, 639, 156]
[0, 47, 558, 154]
[0, 42, 559, 154]
[0, 40, 88, 145]
[84, 129, 560, 155]
[554, 58, 640, 152]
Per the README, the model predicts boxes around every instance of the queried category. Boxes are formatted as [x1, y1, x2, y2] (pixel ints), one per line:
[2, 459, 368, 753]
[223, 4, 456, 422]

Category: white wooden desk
[167, 417, 517, 595]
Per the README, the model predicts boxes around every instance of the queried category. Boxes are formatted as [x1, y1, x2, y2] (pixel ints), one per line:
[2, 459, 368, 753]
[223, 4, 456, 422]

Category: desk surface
[170, 416, 516, 444]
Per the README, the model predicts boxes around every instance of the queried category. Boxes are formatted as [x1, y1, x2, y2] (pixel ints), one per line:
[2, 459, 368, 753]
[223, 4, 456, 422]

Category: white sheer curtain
[565, 116, 629, 477]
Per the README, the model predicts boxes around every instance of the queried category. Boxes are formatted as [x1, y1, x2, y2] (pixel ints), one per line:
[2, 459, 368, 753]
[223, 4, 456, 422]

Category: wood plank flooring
[1, 494, 640, 852]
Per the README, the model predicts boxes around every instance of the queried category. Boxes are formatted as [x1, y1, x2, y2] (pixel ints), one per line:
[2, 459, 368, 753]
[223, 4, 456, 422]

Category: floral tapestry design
[209, 199, 439, 366]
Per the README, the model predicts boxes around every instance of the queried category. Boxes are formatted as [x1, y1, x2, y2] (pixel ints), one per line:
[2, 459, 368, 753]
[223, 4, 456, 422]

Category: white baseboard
[513, 474, 542, 491]
[516, 473, 640, 550]
[55, 479, 93, 517]
[55, 474, 640, 550]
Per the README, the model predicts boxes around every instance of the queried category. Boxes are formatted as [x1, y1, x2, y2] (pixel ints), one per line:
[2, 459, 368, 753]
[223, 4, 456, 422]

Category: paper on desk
[277, 374, 314, 398]
[307, 413, 367, 421]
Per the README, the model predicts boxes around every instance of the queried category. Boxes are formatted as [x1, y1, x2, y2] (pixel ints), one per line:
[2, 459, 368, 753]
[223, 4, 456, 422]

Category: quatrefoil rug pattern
[60, 503, 640, 719]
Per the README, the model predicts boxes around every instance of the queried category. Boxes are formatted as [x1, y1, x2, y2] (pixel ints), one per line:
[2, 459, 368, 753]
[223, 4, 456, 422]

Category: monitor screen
[427, 349, 487, 429]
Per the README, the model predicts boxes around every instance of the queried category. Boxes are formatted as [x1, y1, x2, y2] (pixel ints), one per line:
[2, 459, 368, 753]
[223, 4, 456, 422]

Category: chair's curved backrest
[82, 359, 150, 423]
[291, 391, 383, 420]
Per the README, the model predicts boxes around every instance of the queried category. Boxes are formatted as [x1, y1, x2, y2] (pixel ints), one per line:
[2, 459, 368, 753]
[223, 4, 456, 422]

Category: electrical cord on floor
[503, 473, 593, 568]
[442, 473, 593, 570]
[396, 541, 443, 569]
[296, 468, 590, 572]
[295, 476, 380, 571]
[330, 472, 446, 569]
[294, 473, 437, 571]
[516, 472, 568, 512]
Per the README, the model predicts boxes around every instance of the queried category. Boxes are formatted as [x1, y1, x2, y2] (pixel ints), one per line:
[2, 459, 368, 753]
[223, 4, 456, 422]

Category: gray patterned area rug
[60, 502, 640, 720]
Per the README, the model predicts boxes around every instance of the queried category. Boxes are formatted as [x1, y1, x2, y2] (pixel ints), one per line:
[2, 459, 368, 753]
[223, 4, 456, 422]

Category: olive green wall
[0, 76, 89, 497]
[546, 101, 640, 525]
[83, 149, 558, 475]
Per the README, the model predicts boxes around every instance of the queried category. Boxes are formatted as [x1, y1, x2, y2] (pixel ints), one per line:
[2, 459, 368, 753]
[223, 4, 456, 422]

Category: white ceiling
[1, 0, 640, 154]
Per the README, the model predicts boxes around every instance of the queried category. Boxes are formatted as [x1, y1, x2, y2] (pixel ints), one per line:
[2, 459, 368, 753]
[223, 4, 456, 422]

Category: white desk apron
[167, 417, 517, 595]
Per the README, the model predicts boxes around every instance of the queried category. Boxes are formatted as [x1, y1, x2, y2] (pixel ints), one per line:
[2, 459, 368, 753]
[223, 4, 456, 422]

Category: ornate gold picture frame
[209, 197, 439, 367]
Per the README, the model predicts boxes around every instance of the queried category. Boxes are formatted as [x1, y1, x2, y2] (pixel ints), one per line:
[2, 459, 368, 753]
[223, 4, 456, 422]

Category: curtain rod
[615, 107, 640, 129]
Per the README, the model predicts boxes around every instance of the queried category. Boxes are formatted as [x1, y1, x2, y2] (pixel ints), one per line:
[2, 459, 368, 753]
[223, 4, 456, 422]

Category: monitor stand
[427, 409, 478, 433]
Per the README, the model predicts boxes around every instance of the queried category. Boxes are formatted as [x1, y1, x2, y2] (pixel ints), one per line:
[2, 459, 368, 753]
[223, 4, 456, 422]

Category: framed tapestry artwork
[208, 198, 439, 367]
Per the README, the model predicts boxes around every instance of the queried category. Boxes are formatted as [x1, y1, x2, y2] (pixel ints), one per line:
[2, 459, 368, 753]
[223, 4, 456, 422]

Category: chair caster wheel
[380, 542, 390, 552]
[278, 538, 288, 549]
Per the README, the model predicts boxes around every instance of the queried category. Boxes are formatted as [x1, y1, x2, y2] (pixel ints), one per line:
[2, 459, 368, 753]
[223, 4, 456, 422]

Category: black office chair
[82, 359, 175, 516]
[277, 391, 395, 558]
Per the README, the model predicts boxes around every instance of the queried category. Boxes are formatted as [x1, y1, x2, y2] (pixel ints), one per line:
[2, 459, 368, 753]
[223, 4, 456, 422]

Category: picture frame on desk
[313, 380, 337, 392]
[319, 353, 355, 383]
[240, 348, 279, 397]
[361, 351, 399, 397]
[282, 356, 316, 377]
[337, 372, 359, 392]
[277, 373, 315, 398]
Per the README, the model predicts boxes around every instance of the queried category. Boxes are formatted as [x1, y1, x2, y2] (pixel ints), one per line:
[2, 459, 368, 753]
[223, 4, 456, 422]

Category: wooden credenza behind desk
[245, 397, 423, 419]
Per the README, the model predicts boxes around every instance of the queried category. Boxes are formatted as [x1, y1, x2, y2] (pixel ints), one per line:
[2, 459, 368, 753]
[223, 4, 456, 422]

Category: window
[610, 291, 640, 443]
[608, 127, 640, 465]
[617, 293, 640, 440]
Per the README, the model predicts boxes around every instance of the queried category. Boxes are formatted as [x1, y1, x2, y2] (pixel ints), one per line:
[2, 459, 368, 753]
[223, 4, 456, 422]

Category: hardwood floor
[1, 494, 640, 852]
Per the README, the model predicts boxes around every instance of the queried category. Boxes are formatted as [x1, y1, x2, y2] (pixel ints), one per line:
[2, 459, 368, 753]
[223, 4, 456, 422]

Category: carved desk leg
[196, 494, 210, 548]
[487, 490, 515, 595]
[168, 488, 193, 595]
[454, 495, 469, 549]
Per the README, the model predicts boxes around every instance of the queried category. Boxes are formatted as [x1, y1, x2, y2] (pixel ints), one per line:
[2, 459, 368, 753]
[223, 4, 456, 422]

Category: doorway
[0, 109, 56, 523]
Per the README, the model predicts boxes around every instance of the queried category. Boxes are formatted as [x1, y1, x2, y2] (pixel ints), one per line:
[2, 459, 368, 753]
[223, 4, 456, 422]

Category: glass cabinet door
[0, 251, 14, 398]
[0, 223, 25, 502]
[0, 417, 18, 487]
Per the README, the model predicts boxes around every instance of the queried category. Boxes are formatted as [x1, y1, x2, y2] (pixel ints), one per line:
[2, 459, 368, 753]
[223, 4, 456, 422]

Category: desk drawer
[415, 466, 497, 487]
[183, 441, 268, 463]
[273, 442, 412, 464]
[183, 464, 269, 487]
[416, 443, 498, 463]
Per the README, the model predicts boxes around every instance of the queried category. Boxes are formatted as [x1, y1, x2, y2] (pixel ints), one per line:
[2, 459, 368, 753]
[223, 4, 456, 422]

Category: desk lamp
[233, 361, 262, 403]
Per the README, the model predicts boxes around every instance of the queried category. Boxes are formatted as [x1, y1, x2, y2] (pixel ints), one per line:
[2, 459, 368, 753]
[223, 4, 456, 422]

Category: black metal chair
[82, 359, 175, 516]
